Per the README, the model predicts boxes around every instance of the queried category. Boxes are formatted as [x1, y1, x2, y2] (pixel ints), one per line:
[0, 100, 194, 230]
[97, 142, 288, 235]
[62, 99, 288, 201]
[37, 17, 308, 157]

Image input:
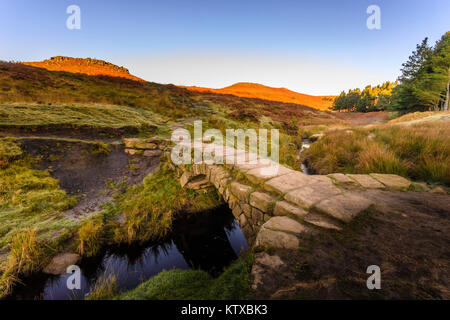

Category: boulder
[123, 138, 157, 150]
[254, 227, 299, 249]
[43, 253, 81, 275]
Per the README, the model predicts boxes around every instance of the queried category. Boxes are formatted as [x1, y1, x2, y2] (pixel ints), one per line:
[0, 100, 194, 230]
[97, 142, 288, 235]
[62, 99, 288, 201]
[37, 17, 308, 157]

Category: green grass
[0, 103, 166, 130]
[106, 162, 223, 245]
[0, 138, 23, 168]
[118, 253, 253, 300]
[0, 157, 78, 251]
[0, 62, 198, 120]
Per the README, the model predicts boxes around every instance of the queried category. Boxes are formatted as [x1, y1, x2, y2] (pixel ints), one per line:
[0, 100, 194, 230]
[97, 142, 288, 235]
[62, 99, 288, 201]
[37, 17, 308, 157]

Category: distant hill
[181, 82, 335, 110]
[24, 56, 144, 82]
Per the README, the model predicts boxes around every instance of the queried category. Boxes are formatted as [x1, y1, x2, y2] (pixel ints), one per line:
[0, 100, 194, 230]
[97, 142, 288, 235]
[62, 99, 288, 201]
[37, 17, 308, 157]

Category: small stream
[299, 138, 313, 175]
[6, 204, 248, 300]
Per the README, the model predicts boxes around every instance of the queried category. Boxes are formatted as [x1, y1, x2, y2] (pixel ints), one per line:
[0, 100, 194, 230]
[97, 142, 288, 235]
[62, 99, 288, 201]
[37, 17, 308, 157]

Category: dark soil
[253, 190, 450, 299]
[0, 125, 145, 142]
[18, 137, 160, 220]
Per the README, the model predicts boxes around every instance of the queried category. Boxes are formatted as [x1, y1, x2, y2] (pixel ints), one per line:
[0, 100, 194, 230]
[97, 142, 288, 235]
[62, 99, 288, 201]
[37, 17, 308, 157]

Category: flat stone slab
[255, 227, 299, 249]
[303, 213, 342, 230]
[264, 171, 316, 194]
[230, 182, 252, 202]
[43, 253, 81, 275]
[315, 193, 374, 223]
[250, 191, 276, 213]
[346, 174, 385, 189]
[328, 173, 356, 185]
[246, 165, 294, 184]
[310, 175, 334, 185]
[284, 182, 341, 209]
[274, 200, 308, 218]
[263, 216, 311, 235]
[370, 174, 411, 190]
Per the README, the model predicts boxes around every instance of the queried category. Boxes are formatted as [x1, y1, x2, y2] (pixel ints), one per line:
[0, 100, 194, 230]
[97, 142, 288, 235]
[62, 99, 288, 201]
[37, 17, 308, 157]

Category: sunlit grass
[302, 121, 450, 186]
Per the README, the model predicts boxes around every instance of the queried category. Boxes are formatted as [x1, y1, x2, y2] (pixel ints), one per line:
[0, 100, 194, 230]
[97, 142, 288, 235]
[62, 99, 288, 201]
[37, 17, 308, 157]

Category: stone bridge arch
[170, 145, 415, 249]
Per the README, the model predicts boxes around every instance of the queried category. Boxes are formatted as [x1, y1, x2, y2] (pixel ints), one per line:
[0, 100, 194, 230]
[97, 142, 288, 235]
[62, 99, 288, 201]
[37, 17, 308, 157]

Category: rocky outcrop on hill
[24, 56, 144, 82]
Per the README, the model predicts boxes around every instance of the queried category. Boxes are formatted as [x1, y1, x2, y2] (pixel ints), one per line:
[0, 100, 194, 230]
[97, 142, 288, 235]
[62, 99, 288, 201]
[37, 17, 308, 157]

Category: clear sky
[1, 0, 449, 95]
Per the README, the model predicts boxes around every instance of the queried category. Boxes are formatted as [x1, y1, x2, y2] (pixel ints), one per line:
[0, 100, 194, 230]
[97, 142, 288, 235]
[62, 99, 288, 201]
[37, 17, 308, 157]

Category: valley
[0, 54, 449, 300]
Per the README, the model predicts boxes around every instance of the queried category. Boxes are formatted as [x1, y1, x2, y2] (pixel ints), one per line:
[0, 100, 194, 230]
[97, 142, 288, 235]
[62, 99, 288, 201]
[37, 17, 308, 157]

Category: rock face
[123, 138, 165, 158]
[24, 56, 144, 82]
[43, 253, 81, 275]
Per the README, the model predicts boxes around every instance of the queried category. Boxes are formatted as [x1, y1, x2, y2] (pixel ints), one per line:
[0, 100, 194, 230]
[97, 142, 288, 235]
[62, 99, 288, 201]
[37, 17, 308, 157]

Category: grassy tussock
[302, 121, 450, 185]
[77, 218, 103, 257]
[119, 253, 253, 300]
[0, 229, 47, 297]
[85, 269, 118, 300]
[0, 138, 22, 168]
[0, 157, 78, 297]
[0, 158, 78, 251]
[109, 163, 222, 245]
[6, 229, 46, 275]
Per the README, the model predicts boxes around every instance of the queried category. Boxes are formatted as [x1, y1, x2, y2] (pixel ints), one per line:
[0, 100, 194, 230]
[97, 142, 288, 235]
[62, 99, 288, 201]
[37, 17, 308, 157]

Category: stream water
[6, 204, 248, 300]
[299, 139, 313, 175]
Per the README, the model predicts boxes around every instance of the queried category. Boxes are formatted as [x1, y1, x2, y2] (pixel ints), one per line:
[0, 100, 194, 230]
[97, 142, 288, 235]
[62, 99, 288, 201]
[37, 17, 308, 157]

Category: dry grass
[85, 268, 118, 300]
[0, 229, 47, 297]
[77, 219, 103, 257]
[6, 229, 46, 275]
[0, 62, 196, 120]
[0, 138, 22, 168]
[109, 162, 222, 245]
[302, 121, 450, 185]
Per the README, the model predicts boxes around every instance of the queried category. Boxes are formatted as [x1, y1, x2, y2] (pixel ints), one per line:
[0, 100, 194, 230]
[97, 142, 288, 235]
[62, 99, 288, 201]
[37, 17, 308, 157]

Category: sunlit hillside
[181, 82, 336, 111]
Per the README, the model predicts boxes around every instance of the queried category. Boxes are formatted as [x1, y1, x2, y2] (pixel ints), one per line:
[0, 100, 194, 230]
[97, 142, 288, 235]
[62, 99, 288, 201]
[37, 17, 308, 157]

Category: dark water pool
[7, 204, 248, 300]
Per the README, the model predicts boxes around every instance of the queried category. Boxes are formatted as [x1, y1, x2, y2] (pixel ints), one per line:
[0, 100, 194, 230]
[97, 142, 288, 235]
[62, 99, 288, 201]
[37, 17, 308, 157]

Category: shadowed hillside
[0, 61, 195, 119]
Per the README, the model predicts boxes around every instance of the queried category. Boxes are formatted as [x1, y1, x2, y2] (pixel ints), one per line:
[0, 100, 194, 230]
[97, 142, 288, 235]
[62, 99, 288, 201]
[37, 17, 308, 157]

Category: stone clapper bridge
[168, 143, 414, 249]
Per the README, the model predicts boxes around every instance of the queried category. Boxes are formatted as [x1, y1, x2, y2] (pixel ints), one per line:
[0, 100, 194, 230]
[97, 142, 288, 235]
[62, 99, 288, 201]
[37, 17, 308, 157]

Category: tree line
[331, 31, 449, 113]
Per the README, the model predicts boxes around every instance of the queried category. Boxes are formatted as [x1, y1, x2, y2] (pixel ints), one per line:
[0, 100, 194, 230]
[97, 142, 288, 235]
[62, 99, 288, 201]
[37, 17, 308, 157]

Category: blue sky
[1, 0, 448, 95]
